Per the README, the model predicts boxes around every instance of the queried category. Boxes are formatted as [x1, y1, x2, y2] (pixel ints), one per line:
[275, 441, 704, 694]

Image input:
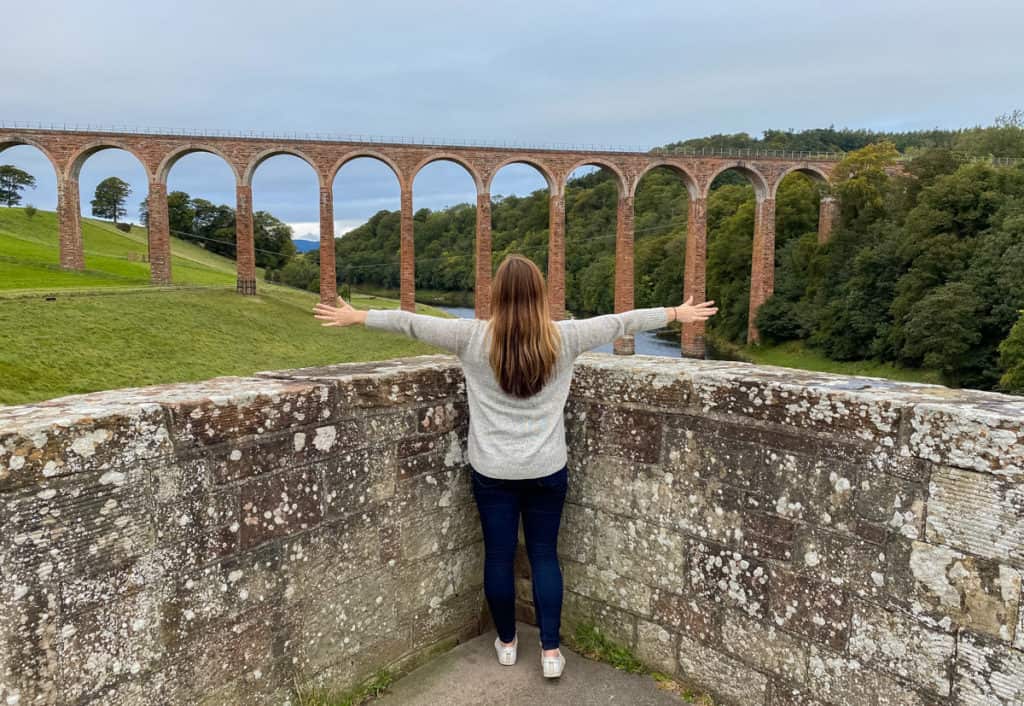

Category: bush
[753, 295, 805, 343]
[23, 204, 37, 219]
[998, 310, 1024, 394]
[115, 222, 132, 232]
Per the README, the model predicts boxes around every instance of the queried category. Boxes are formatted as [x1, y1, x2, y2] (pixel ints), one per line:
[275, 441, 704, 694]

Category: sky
[3, 0, 1024, 241]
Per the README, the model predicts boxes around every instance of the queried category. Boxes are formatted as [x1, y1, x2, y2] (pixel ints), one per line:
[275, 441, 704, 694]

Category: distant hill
[293, 239, 320, 253]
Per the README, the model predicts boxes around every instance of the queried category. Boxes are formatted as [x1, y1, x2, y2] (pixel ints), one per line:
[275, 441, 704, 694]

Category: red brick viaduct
[0, 127, 843, 356]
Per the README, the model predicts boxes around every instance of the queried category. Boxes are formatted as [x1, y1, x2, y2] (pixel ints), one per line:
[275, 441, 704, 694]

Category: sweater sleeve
[560, 307, 669, 359]
[363, 309, 475, 356]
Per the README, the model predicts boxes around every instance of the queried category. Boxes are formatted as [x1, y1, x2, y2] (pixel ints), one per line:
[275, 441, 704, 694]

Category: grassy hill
[0, 207, 453, 405]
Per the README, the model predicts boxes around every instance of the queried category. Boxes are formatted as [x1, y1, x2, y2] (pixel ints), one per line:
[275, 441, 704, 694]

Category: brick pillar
[818, 195, 839, 244]
[613, 193, 635, 355]
[235, 184, 257, 295]
[475, 191, 492, 319]
[319, 185, 337, 304]
[681, 197, 708, 358]
[548, 190, 566, 320]
[146, 180, 172, 285]
[748, 196, 776, 343]
[400, 184, 415, 312]
[57, 176, 84, 271]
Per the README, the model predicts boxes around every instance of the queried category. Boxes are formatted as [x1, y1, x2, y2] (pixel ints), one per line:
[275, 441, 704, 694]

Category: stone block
[590, 403, 664, 464]
[321, 446, 399, 520]
[690, 366, 906, 447]
[650, 589, 720, 644]
[562, 590, 636, 648]
[239, 465, 322, 549]
[570, 356, 693, 410]
[566, 453, 637, 515]
[0, 394, 172, 489]
[636, 619, 678, 674]
[687, 540, 769, 619]
[768, 565, 851, 650]
[634, 461, 746, 546]
[721, 609, 810, 684]
[905, 397, 1024, 476]
[562, 559, 652, 616]
[165, 378, 337, 448]
[677, 634, 769, 706]
[889, 540, 1022, 641]
[955, 630, 1024, 705]
[848, 599, 955, 695]
[926, 465, 1024, 564]
[791, 526, 889, 598]
[805, 644, 928, 706]
[594, 511, 688, 592]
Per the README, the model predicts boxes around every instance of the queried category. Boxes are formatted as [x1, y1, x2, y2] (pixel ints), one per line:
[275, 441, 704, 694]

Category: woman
[313, 255, 717, 679]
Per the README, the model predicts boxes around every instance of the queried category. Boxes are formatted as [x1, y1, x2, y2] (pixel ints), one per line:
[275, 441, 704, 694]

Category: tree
[0, 165, 37, 207]
[254, 211, 297, 269]
[998, 310, 1024, 393]
[91, 177, 132, 224]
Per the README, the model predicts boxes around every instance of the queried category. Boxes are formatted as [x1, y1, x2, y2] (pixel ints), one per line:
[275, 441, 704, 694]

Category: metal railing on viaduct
[1, 125, 849, 354]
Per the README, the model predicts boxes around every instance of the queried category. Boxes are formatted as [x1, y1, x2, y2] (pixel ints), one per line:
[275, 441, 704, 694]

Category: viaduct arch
[0, 127, 842, 355]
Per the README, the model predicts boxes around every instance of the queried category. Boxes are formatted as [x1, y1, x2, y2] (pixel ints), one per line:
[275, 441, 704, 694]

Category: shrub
[998, 310, 1024, 394]
[115, 222, 132, 233]
[24, 204, 37, 219]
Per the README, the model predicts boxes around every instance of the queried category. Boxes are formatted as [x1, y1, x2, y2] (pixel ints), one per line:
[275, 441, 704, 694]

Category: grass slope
[0, 207, 242, 290]
[0, 288, 451, 405]
[0, 206, 454, 405]
[742, 339, 944, 385]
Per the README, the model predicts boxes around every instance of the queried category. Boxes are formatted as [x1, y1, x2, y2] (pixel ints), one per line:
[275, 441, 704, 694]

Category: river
[435, 306, 685, 357]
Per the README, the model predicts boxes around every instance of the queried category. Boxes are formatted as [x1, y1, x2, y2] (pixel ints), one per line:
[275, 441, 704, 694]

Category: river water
[435, 306, 684, 357]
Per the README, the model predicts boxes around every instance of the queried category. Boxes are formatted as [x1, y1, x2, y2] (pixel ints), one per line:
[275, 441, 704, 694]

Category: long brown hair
[486, 255, 561, 398]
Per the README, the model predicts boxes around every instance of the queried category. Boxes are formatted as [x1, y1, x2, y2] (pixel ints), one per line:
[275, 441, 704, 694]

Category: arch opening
[0, 143, 56, 210]
[408, 159, 479, 308]
[632, 165, 694, 344]
[704, 167, 761, 345]
[0, 144, 62, 282]
[329, 157, 404, 296]
[488, 162, 551, 278]
[564, 164, 623, 321]
[161, 151, 240, 280]
[75, 147, 148, 226]
[249, 154, 319, 278]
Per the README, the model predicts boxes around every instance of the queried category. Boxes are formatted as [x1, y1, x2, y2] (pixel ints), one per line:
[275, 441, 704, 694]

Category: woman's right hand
[672, 296, 718, 323]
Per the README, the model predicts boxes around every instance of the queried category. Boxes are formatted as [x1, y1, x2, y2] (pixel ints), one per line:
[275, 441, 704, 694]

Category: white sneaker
[494, 634, 517, 665]
[540, 642, 565, 678]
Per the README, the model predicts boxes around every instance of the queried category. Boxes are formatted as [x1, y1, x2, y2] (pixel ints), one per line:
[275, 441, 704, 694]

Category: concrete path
[373, 622, 690, 705]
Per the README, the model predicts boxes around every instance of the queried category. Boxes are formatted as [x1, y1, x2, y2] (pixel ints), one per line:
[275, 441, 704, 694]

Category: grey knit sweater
[364, 307, 670, 480]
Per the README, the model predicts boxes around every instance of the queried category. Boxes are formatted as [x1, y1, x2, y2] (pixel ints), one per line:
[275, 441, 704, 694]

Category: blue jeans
[470, 463, 568, 650]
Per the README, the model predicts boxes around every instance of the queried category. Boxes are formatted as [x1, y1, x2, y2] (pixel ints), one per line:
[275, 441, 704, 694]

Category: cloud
[290, 220, 366, 241]
[2, 0, 1022, 236]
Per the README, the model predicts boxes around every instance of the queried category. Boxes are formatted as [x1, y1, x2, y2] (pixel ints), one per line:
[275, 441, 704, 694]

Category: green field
[741, 339, 944, 385]
[0, 207, 451, 405]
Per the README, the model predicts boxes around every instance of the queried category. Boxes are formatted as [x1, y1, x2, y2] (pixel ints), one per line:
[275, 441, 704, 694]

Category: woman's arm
[313, 297, 474, 356]
[562, 297, 717, 358]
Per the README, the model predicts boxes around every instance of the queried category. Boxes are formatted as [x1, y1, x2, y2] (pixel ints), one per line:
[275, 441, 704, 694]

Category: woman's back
[363, 307, 669, 479]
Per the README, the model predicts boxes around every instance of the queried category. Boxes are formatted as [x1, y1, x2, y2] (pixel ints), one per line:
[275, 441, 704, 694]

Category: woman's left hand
[313, 296, 367, 327]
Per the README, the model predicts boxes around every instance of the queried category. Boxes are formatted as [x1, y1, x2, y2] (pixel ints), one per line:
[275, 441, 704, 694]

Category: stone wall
[0, 356, 483, 705]
[3, 353, 1023, 705]
[545, 354, 1024, 706]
